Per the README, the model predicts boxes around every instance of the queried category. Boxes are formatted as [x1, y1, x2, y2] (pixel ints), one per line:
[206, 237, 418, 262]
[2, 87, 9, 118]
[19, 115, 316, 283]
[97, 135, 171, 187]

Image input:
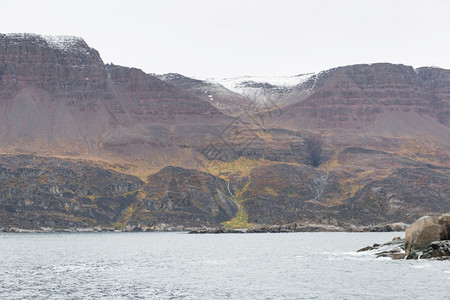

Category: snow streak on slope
[206, 74, 315, 93]
[202, 74, 316, 105]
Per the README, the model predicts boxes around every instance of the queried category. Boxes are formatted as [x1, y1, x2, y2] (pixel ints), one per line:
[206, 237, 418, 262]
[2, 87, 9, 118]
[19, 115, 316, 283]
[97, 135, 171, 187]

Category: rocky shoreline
[358, 212, 450, 260]
[189, 222, 408, 234]
[1, 224, 190, 233]
[1, 222, 408, 234]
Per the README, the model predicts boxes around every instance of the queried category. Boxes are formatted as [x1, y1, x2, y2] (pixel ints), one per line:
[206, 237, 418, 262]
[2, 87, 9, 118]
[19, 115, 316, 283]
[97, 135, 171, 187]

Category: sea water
[0, 232, 448, 299]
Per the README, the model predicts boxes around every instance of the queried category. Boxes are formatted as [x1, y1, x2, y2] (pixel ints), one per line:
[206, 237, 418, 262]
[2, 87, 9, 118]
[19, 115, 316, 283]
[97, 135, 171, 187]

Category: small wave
[321, 251, 380, 261]
[52, 264, 90, 273]
[190, 259, 228, 265]
[411, 264, 432, 269]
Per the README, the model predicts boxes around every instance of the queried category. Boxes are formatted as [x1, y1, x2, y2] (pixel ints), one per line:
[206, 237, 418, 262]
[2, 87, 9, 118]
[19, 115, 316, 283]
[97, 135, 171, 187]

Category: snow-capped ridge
[4, 33, 87, 51]
[156, 73, 183, 81]
[204, 73, 315, 93]
[42, 35, 86, 51]
[194, 73, 316, 105]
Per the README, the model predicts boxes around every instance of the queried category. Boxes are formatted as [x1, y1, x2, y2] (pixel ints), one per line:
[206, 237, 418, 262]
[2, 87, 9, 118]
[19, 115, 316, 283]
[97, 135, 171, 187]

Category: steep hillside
[0, 154, 144, 229]
[274, 63, 450, 141]
[0, 33, 229, 170]
[0, 155, 237, 229]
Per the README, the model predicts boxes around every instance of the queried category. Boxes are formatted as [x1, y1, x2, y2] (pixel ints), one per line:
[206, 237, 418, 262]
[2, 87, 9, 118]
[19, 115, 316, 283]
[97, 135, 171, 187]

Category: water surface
[0, 232, 448, 299]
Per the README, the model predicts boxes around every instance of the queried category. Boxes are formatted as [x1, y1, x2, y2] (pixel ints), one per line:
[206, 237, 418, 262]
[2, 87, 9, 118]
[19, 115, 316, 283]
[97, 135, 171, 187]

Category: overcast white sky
[1, 0, 450, 78]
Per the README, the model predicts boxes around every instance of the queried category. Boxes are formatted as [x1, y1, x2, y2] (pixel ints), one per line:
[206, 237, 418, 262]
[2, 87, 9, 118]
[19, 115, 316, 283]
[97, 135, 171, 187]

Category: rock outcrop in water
[404, 216, 441, 255]
[358, 213, 450, 260]
[404, 213, 450, 258]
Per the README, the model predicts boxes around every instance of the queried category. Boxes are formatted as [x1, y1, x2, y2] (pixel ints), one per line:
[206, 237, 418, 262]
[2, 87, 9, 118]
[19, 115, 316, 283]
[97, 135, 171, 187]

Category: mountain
[275, 64, 450, 136]
[0, 34, 449, 231]
[0, 33, 229, 171]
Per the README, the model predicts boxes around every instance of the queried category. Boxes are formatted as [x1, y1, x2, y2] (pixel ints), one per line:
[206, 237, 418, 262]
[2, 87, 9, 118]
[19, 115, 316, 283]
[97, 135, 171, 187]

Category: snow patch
[5, 33, 85, 51]
[204, 73, 315, 93]
[42, 35, 85, 51]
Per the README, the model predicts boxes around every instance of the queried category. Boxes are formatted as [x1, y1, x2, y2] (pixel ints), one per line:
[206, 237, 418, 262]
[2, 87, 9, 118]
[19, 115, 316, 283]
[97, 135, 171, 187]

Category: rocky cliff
[277, 64, 450, 138]
[0, 33, 228, 167]
[0, 154, 144, 229]
[0, 155, 237, 230]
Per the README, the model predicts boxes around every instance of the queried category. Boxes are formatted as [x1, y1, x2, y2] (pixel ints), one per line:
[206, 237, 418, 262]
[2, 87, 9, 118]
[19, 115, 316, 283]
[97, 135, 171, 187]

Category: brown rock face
[416, 67, 450, 125]
[0, 154, 144, 229]
[277, 63, 450, 141]
[439, 213, 450, 240]
[240, 164, 343, 224]
[0, 34, 106, 98]
[347, 167, 450, 224]
[132, 166, 239, 226]
[0, 33, 228, 160]
[404, 215, 442, 256]
[0, 155, 240, 229]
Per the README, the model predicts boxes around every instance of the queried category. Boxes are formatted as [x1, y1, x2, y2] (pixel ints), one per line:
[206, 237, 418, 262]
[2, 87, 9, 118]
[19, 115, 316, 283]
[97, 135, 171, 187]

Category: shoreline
[0, 222, 408, 234]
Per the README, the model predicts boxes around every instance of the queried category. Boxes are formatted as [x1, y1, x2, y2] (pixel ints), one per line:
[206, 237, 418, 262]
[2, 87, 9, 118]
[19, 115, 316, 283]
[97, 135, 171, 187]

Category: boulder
[439, 213, 450, 240]
[404, 216, 441, 256]
[419, 241, 450, 259]
[357, 246, 375, 252]
[360, 212, 450, 260]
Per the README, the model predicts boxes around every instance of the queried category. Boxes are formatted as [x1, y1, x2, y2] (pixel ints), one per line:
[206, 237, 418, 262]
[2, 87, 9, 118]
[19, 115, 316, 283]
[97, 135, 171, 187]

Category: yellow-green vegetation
[222, 181, 256, 229]
[79, 158, 153, 184]
[205, 157, 273, 179]
[222, 206, 250, 229]
[398, 137, 449, 166]
[120, 189, 144, 198]
[329, 168, 389, 206]
[327, 181, 363, 205]
[123, 205, 138, 223]
[287, 192, 300, 198]
[103, 163, 152, 183]
[264, 186, 279, 196]
[114, 204, 138, 230]
[135, 189, 147, 199]
[319, 148, 396, 205]
[322, 156, 340, 172]
[237, 181, 251, 199]
[86, 195, 96, 202]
